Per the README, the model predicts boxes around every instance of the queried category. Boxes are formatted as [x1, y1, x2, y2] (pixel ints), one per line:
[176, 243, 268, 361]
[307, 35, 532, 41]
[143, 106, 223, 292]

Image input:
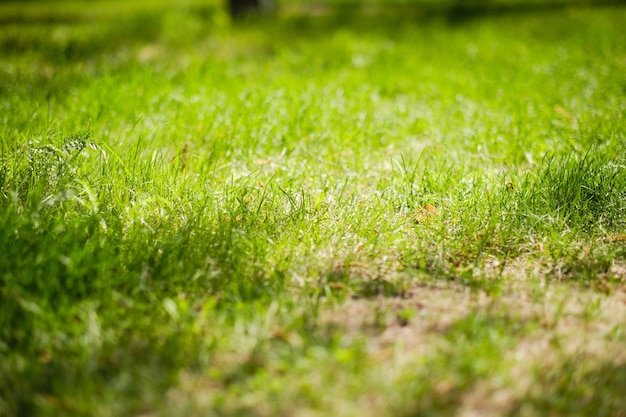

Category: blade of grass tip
[256, 172, 278, 215]
[336, 177, 351, 205]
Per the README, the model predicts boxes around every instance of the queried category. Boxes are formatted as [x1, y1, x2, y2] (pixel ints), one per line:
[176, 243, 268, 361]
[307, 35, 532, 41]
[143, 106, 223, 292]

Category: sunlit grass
[1, 0, 625, 416]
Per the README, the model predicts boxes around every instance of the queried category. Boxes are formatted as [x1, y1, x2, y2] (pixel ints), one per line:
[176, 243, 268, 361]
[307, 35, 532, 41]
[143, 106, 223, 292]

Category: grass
[1, 0, 625, 415]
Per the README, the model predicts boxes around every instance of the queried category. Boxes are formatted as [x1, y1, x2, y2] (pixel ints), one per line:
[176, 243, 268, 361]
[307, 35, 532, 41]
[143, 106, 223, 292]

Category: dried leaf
[603, 235, 626, 243]
[410, 204, 437, 224]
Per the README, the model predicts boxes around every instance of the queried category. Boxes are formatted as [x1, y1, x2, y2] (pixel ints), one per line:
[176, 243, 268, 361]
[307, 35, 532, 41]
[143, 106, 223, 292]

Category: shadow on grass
[252, 0, 626, 33]
[2, 0, 624, 107]
[0, 136, 303, 416]
[509, 359, 626, 417]
[0, 315, 190, 417]
[0, 12, 165, 60]
[394, 311, 625, 417]
[394, 311, 532, 417]
[3, 0, 625, 60]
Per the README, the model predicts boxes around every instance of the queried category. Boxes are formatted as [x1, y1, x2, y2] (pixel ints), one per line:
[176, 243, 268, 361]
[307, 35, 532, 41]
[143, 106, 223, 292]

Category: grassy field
[1, 0, 625, 416]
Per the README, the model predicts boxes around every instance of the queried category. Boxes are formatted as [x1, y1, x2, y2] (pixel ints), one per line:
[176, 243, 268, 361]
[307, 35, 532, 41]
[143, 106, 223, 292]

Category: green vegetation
[1, 0, 625, 415]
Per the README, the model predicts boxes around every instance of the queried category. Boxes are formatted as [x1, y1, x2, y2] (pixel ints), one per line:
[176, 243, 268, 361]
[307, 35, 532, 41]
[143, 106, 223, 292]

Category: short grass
[1, 0, 626, 416]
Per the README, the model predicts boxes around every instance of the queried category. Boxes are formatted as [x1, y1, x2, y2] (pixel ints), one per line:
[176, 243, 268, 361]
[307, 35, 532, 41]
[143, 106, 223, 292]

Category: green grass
[1, 0, 626, 416]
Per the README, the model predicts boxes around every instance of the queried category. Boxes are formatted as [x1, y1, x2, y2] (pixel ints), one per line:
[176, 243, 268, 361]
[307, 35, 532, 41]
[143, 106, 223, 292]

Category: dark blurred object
[229, 0, 276, 18]
[447, 0, 626, 22]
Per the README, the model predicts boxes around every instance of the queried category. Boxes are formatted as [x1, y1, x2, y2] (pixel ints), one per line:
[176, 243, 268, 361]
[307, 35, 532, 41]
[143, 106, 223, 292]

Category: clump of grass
[512, 150, 626, 234]
[414, 150, 626, 280]
[1, 133, 91, 204]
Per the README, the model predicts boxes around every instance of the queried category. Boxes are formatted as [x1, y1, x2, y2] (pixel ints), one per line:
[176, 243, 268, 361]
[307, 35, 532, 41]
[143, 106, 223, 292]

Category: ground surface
[1, 0, 625, 416]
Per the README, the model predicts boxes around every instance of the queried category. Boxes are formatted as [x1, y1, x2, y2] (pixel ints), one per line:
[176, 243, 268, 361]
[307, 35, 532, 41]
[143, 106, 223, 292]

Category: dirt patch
[320, 270, 626, 415]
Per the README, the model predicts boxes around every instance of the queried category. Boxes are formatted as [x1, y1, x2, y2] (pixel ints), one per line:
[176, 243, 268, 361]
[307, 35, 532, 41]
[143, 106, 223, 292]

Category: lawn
[1, 0, 625, 416]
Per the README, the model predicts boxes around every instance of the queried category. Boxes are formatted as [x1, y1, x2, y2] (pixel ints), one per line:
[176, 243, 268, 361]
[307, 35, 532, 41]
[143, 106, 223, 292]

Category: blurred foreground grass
[1, 1, 625, 416]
